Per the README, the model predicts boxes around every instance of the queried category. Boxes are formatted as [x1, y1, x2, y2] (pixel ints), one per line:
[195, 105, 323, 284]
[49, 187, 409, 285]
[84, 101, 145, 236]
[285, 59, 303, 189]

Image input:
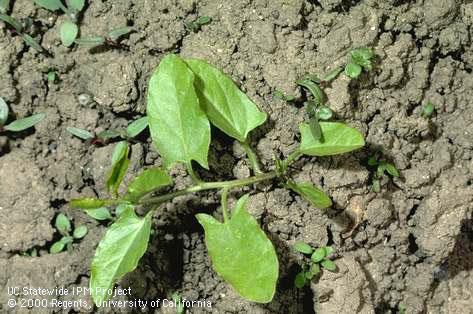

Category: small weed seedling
[344, 47, 375, 79]
[273, 89, 295, 102]
[0, 97, 45, 133]
[71, 54, 367, 305]
[171, 293, 185, 314]
[75, 26, 135, 49]
[421, 101, 435, 118]
[32, 0, 86, 47]
[293, 242, 336, 288]
[50, 213, 88, 253]
[185, 16, 212, 32]
[0, 12, 45, 52]
[66, 116, 148, 145]
[368, 154, 400, 192]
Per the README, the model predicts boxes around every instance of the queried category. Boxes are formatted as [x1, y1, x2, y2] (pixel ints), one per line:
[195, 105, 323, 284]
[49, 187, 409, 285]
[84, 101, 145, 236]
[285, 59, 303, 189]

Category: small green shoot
[75, 26, 134, 49]
[273, 89, 295, 102]
[47, 70, 58, 83]
[368, 155, 400, 192]
[293, 243, 336, 288]
[60, 20, 78, 47]
[0, 99, 45, 133]
[344, 48, 374, 79]
[171, 293, 185, 314]
[185, 16, 212, 32]
[421, 101, 435, 118]
[0, 13, 45, 52]
[50, 213, 88, 254]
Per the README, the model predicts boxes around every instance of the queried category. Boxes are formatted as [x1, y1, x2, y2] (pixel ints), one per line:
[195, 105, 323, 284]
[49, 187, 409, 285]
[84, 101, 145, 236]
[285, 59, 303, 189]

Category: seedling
[0, 12, 45, 52]
[344, 47, 375, 79]
[273, 89, 295, 102]
[70, 54, 366, 305]
[171, 293, 185, 314]
[368, 154, 400, 192]
[75, 26, 135, 49]
[421, 101, 435, 118]
[66, 116, 148, 145]
[0, 97, 45, 133]
[50, 213, 88, 253]
[293, 242, 336, 288]
[32, 0, 86, 47]
[185, 16, 212, 32]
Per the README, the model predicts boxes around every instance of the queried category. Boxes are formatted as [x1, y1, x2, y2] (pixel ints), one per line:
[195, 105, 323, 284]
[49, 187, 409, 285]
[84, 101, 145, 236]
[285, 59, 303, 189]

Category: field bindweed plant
[71, 54, 366, 305]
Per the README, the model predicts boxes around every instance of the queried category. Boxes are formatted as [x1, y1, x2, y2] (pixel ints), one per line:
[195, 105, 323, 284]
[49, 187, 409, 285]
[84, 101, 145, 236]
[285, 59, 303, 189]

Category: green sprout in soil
[75, 26, 135, 49]
[293, 242, 336, 288]
[50, 213, 88, 254]
[32, 0, 86, 47]
[344, 47, 375, 79]
[368, 154, 400, 192]
[0, 97, 45, 133]
[66, 116, 148, 145]
[421, 101, 435, 118]
[70, 54, 366, 305]
[185, 16, 212, 32]
[171, 293, 185, 314]
[0, 11, 45, 52]
[273, 89, 295, 102]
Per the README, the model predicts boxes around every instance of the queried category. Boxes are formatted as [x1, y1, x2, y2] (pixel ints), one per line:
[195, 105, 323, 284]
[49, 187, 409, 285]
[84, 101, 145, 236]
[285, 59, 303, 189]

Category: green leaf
[32, 0, 61, 11]
[421, 101, 434, 118]
[344, 62, 362, 79]
[294, 241, 313, 254]
[185, 59, 267, 142]
[106, 141, 129, 195]
[107, 26, 134, 41]
[97, 130, 121, 141]
[297, 79, 324, 105]
[367, 156, 378, 166]
[0, 0, 10, 14]
[47, 71, 57, 82]
[147, 54, 211, 169]
[286, 181, 332, 209]
[4, 113, 45, 132]
[310, 263, 320, 276]
[196, 195, 278, 303]
[115, 204, 130, 217]
[294, 271, 306, 288]
[304, 270, 314, 280]
[320, 67, 343, 82]
[385, 163, 399, 177]
[50, 240, 65, 253]
[324, 246, 334, 256]
[73, 225, 88, 239]
[70, 198, 105, 209]
[317, 105, 333, 120]
[75, 36, 105, 48]
[22, 34, 44, 52]
[311, 247, 326, 263]
[0, 13, 23, 32]
[84, 207, 112, 221]
[321, 259, 337, 272]
[350, 48, 374, 70]
[126, 167, 172, 201]
[299, 122, 365, 156]
[60, 236, 73, 245]
[126, 116, 148, 138]
[66, 127, 94, 140]
[60, 21, 78, 47]
[55, 213, 71, 236]
[67, 0, 85, 11]
[90, 206, 152, 304]
[372, 179, 381, 193]
[0, 96, 8, 126]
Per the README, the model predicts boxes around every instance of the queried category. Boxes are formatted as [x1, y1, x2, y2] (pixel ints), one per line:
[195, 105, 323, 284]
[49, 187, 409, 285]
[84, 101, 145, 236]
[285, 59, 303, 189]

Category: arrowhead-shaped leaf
[147, 54, 210, 169]
[196, 195, 278, 303]
[299, 122, 365, 156]
[286, 181, 332, 209]
[125, 167, 172, 201]
[90, 206, 152, 304]
[185, 59, 267, 142]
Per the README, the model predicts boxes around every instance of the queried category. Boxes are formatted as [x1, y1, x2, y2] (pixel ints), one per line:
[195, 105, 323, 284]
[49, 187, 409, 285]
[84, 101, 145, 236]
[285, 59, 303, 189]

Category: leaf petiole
[241, 140, 263, 174]
[221, 187, 229, 223]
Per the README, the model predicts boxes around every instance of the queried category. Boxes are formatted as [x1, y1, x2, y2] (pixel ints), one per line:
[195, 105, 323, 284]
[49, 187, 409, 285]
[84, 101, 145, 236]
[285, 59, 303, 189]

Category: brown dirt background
[1, 0, 473, 313]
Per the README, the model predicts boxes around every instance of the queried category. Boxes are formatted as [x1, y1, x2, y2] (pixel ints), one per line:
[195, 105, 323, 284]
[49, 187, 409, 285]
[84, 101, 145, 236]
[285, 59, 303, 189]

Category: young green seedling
[32, 0, 86, 47]
[421, 101, 435, 118]
[293, 242, 336, 288]
[344, 47, 375, 79]
[171, 293, 185, 314]
[273, 89, 295, 102]
[185, 16, 212, 32]
[70, 54, 366, 305]
[0, 12, 45, 52]
[0, 97, 45, 133]
[66, 116, 148, 145]
[50, 213, 88, 253]
[368, 154, 400, 192]
[75, 26, 135, 49]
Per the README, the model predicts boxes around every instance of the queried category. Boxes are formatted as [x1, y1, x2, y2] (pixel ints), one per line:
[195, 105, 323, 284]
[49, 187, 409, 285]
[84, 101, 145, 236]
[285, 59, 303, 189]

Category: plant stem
[221, 188, 229, 222]
[139, 171, 277, 206]
[282, 149, 303, 170]
[186, 162, 202, 184]
[241, 140, 263, 174]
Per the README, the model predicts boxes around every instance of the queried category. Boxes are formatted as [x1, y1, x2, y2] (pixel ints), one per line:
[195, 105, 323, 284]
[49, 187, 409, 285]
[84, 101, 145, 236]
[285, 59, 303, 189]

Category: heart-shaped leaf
[196, 195, 279, 303]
